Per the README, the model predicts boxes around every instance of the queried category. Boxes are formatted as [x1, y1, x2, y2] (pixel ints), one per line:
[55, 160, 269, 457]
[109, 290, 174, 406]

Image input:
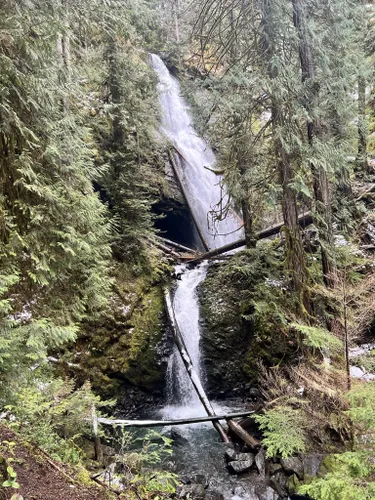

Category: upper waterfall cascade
[150, 54, 243, 250]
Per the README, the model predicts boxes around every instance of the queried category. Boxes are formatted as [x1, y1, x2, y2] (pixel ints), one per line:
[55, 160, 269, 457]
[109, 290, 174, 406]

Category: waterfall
[150, 54, 243, 249]
[150, 54, 243, 418]
[163, 262, 208, 417]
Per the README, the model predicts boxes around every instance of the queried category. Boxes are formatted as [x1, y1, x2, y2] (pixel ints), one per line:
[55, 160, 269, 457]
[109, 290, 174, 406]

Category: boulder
[303, 454, 326, 478]
[228, 458, 255, 474]
[270, 471, 288, 497]
[269, 462, 283, 475]
[259, 486, 280, 500]
[286, 473, 301, 493]
[205, 491, 225, 500]
[178, 483, 205, 499]
[225, 449, 255, 463]
[232, 485, 260, 500]
[281, 457, 304, 478]
[171, 426, 189, 445]
[255, 448, 266, 479]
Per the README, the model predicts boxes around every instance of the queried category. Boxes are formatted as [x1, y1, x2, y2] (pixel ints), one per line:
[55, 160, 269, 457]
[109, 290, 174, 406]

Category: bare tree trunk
[239, 158, 256, 248]
[357, 75, 368, 173]
[97, 411, 255, 427]
[276, 131, 309, 297]
[292, 0, 337, 288]
[342, 275, 351, 392]
[108, 36, 124, 148]
[57, 0, 70, 112]
[188, 212, 313, 264]
[173, 0, 180, 43]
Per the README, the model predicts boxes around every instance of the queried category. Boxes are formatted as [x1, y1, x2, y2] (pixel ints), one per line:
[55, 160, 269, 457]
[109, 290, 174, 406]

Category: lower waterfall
[161, 262, 209, 419]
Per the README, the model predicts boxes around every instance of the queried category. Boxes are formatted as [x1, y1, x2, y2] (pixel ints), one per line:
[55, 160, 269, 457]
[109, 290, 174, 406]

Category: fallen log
[168, 150, 210, 252]
[188, 212, 313, 264]
[96, 411, 255, 428]
[156, 235, 197, 254]
[186, 181, 374, 264]
[226, 419, 261, 449]
[164, 288, 229, 442]
[145, 236, 181, 259]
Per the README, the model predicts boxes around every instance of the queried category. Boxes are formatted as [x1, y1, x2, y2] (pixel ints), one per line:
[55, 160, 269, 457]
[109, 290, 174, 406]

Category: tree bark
[156, 236, 196, 254]
[188, 212, 313, 264]
[172, 0, 180, 43]
[57, 0, 70, 112]
[226, 419, 261, 448]
[292, 0, 337, 288]
[97, 411, 255, 427]
[260, 0, 309, 302]
[239, 157, 256, 248]
[357, 75, 368, 173]
[108, 36, 124, 149]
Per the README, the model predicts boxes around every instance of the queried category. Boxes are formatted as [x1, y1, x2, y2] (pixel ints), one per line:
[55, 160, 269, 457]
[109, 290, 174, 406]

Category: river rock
[255, 448, 266, 479]
[286, 473, 301, 492]
[225, 449, 255, 463]
[281, 457, 304, 478]
[269, 462, 283, 475]
[171, 426, 189, 445]
[259, 486, 279, 500]
[231, 485, 259, 500]
[178, 483, 205, 499]
[270, 471, 288, 497]
[228, 458, 255, 474]
[349, 365, 375, 380]
[205, 491, 225, 500]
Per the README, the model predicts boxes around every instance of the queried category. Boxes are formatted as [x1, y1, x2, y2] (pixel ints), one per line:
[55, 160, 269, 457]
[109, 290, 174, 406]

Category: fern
[255, 405, 307, 458]
[299, 453, 375, 500]
[291, 322, 342, 355]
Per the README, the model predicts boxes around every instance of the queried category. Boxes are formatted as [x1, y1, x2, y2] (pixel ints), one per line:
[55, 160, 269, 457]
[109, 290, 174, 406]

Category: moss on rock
[199, 243, 298, 394]
[61, 259, 172, 401]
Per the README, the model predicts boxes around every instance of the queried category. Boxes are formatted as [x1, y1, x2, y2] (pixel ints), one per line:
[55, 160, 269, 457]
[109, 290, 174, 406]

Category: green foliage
[255, 406, 307, 458]
[107, 428, 178, 498]
[0, 0, 168, 458]
[291, 322, 343, 355]
[348, 381, 375, 431]
[6, 377, 111, 464]
[299, 452, 375, 500]
[299, 382, 375, 498]
[1, 460, 20, 489]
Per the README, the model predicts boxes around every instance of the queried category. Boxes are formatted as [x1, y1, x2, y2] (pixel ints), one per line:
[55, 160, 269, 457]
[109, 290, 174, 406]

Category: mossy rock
[198, 243, 294, 394]
[60, 261, 172, 399]
[287, 473, 301, 493]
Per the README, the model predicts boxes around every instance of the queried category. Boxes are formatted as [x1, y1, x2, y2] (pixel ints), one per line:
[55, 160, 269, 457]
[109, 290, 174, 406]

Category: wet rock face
[280, 457, 304, 479]
[198, 262, 252, 396]
[70, 265, 174, 412]
[197, 247, 290, 397]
